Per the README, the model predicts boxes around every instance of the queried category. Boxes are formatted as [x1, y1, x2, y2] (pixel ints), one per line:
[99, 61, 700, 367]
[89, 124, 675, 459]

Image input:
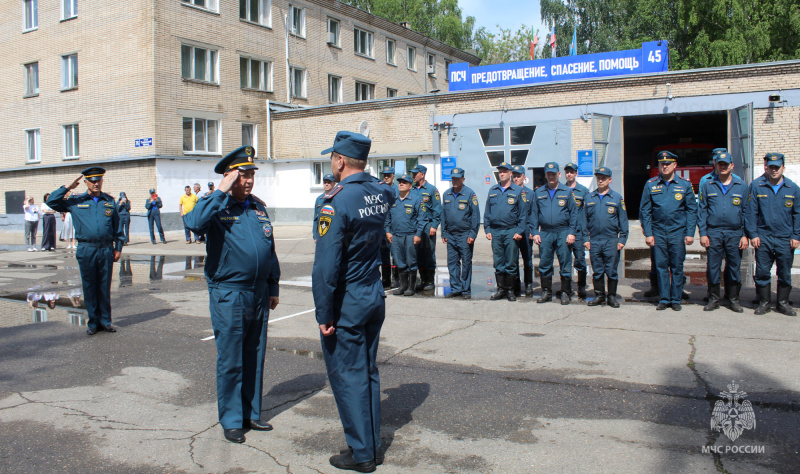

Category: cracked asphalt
[0, 226, 798, 473]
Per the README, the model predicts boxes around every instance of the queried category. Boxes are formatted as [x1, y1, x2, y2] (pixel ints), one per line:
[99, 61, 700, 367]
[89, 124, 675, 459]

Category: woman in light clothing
[40, 193, 57, 251]
[59, 191, 76, 249]
[23, 196, 40, 252]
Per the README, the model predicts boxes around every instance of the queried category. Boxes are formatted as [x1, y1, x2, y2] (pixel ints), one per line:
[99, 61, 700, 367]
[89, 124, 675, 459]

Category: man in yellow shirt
[179, 185, 199, 243]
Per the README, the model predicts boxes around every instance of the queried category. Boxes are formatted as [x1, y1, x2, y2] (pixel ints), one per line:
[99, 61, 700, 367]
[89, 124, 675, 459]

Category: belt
[77, 240, 114, 247]
[208, 279, 270, 291]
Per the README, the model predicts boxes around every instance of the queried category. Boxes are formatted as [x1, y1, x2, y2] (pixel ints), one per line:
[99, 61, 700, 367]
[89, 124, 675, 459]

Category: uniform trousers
[391, 235, 418, 271]
[120, 216, 131, 242]
[754, 235, 794, 287]
[538, 230, 572, 278]
[569, 239, 587, 272]
[705, 230, 743, 286]
[516, 235, 533, 279]
[380, 236, 391, 267]
[446, 234, 474, 294]
[653, 231, 686, 305]
[490, 228, 519, 275]
[208, 280, 270, 430]
[76, 243, 114, 330]
[416, 232, 437, 272]
[590, 238, 621, 280]
[321, 281, 384, 464]
[148, 213, 165, 243]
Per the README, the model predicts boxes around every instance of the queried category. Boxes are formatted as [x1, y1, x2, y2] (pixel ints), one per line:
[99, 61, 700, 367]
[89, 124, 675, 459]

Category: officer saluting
[640, 151, 697, 311]
[385, 173, 428, 296]
[313, 131, 395, 472]
[484, 162, 526, 301]
[184, 145, 281, 444]
[585, 167, 629, 308]
[745, 152, 800, 315]
[441, 168, 480, 299]
[46, 167, 123, 335]
[313, 173, 336, 240]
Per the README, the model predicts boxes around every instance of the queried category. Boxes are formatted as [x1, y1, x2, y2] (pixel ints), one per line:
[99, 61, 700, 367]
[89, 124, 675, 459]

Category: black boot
[507, 274, 517, 301]
[588, 278, 605, 306]
[524, 267, 534, 296]
[644, 273, 659, 297]
[423, 269, 435, 291]
[393, 272, 408, 296]
[381, 265, 392, 289]
[490, 273, 508, 301]
[391, 267, 399, 288]
[560, 277, 572, 305]
[754, 285, 771, 315]
[415, 268, 426, 291]
[537, 276, 552, 303]
[404, 273, 417, 296]
[703, 284, 720, 311]
[607, 278, 620, 308]
[513, 273, 522, 297]
[776, 283, 797, 316]
[728, 283, 743, 313]
[577, 270, 587, 299]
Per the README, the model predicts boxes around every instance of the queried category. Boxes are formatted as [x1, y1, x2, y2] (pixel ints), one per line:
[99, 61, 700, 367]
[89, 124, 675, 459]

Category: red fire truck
[648, 143, 717, 193]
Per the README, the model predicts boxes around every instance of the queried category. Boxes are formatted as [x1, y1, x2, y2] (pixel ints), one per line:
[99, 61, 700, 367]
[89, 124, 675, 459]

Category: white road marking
[200, 308, 315, 340]
[201, 335, 215, 341]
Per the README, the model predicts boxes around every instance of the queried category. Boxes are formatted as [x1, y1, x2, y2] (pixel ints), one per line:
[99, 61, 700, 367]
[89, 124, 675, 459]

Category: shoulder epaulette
[325, 183, 344, 199]
[250, 194, 266, 206]
[647, 176, 659, 182]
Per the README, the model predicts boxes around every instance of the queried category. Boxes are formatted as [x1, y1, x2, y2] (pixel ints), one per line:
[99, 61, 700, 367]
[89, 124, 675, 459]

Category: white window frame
[181, 0, 219, 13]
[327, 17, 340, 46]
[312, 162, 333, 187]
[23, 0, 38, 31]
[181, 44, 219, 84]
[354, 27, 374, 58]
[407, 46, 416, 71]
[25, 128, 41, 163]
[63, 124, 79, 160]
[289, 5, 305, 37]
[355, 81, 374, 101]
[328, 74, 342, 104]
[290, 66, 306, 99]
[240, 56, 272, 91]
[240, 0, 271, 26]
[386, 38, 396, 65]
[61, 0, 77, 20]
[242, 123, 257, 152]
[386, 87, 397, 98]
[61, 54, 78, 90]
[24, 62, 39, 97]
[182, 117, 221, 154]
[427, 53, 436, 75]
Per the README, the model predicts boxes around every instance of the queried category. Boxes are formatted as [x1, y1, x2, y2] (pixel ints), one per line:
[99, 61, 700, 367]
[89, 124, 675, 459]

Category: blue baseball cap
[208, 181, 214, 187]
[396, 173, 413, 183]
[410, 165, 427, 174]
[657, 151, 678, 163]
[715, 153, 732, 164]
[82, 167, 106, 182]
[322, 173, 335, 182]
[765, 152, 784, 166]
[564, 162, 579, 171]
[381, 166, 395, 175]
[496, 161, 512, 171]
[320, 131, 371, 161]
[149, 188, 156, 194]
[450, 167, 465, 178]
[511, 165, 525, 174]
[119, 192, 126, 197]
[215, 145, 258, 174]
[594, 167, 612, 177]
[544, 162, 559, 173]
[712, 148, 727, 155]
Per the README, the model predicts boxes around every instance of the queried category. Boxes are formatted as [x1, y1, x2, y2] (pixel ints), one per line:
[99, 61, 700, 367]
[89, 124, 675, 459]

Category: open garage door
[592, 114, 622, 191]
[730, 103, 754, 183]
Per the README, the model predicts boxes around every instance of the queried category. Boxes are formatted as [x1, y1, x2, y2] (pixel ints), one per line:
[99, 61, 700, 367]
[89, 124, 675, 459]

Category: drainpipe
[285, 13, 291, 103]
[266, 99, 271, 159]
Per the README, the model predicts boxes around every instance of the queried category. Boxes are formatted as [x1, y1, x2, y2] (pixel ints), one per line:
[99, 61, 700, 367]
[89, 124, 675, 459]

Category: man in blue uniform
[385, 173, 427, 296]
[745, 152, 800, 316]
[46, 167, 124, 335]
[380, 166, 399, 288]
[485, 162, 526, 302]
[511, 165, 534, 297]
[640, 151, 698, 311]
[145, 188, 166, 244]
[184, 145, 281, 444]
[698, 152, 748, 313]
[313, 173, 336, 240]
[410, 165, 441, 291]
[313, 131, 395, 472]
[564, 162, 590, 299]
[529, 162, 578, 304]
[441, 168, 481, 299]
[585, 167, 629, 308]
[117, 192, 131, 245]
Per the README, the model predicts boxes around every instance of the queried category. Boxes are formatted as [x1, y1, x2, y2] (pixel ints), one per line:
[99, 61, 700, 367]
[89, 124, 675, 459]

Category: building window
[290, 67, 306, 98]
[386, 88, 397, 98]
[63, 124, 79, 160]
[240, 57, 272, 91]
[386, 38, 396, 65]
[445, 60, 451, 81]
[26, 129, 41, 163]
[242, 124, 257, 151]
[181, 45, 218, 83]
[181, 0, 219, 13]
[354, 27, 373, 58]
[312, 162, 333, 186]
[328, 75, 342, 103]
[61, 0, 76, 20]
[289, 5, 305, 37]
[427, 53, 436, 74]
[23, 0, 37, 31]
[355, 81, 374, 101]
[407, 46, 416, 71]
[182, 117, 220, 153]
[327, 18, 340, 46]
[61, 54, 78, 90]
[240, 0, 270, 26]
[24, 62, 39, 97]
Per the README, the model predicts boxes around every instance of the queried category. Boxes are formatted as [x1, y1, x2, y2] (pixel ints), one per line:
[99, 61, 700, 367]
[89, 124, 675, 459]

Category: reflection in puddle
[270, 346, 324, 360]
[0, 296, 88, 329]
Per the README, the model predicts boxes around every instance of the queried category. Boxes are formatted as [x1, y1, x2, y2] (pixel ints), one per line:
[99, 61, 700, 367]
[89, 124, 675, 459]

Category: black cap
[214, 146, 259, 174]
[82, 167, 106, 182]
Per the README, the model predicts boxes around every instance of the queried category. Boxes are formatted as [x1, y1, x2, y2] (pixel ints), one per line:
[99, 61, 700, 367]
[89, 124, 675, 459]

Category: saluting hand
[218, 170, 239, 193]
[67, 175, 82, 190]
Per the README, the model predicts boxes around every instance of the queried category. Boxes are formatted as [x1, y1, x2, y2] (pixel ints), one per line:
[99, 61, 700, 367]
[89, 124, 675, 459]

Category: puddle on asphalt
[270, 346, 325, 360]
[0, 296, 88, 329]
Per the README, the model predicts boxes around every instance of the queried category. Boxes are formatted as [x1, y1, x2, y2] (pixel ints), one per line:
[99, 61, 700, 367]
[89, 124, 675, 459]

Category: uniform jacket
[698, 171, 718, 200]
[385, 191, 427, 236]
[484, 182, 525, 235]
[413, 181, 441, 233]
[145, 197, 163, 216]
[47, 187, 123, 251]
[312, 193, 325, 239]
[184, 190, 280, 294]
[698, 174, 747, 235]
[117, 199, 131, 217]
[441, 185, 480, 240]
[518, 185, 534, 237]
[568, 182, 590, 242]
[585, 189, 629, 244]
[639, 175, 698, 237]
[744, 175, 800, 240]
[528, 183, 578, 237]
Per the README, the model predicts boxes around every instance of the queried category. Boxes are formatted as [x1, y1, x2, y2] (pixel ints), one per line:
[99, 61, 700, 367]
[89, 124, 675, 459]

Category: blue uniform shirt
[117, 199, 131, 217]
[312, 172, 396, 325]
[745, 175, 800, 240]
[414, 181, 441, 233]
[698, 174, 747, 235]
[567, 182, 590, 241]
[385, 191, 428, 236]
[312, 193, 326, 238]
[639, 175, 698, 237]
[145, 197, 163, 215]
[441, 185, 481, 240]
[585, 189, 629, 244]
[518, 185, 534, 236]
[528, 183, 578, 237]
[46, 187, 124, 251]
[484, 183, 525, 235]
[184, 190, 280, 295]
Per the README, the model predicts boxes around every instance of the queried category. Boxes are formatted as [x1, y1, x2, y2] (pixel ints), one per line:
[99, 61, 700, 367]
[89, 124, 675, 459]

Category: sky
[459, 0, 549, 37]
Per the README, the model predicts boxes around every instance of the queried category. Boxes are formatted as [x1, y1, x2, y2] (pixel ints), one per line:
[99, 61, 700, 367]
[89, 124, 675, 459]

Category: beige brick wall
[571, 118, 593, 159]
[753, 106, 800, 163]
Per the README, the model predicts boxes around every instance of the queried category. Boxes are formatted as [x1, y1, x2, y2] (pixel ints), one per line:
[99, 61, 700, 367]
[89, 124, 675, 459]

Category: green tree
[473, 25, 547, 65]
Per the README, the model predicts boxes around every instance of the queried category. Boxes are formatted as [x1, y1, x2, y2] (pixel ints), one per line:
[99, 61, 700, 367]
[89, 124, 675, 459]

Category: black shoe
[537, 291, 551, 303]
[224, 428, 245, 443]
[445, 291, 462, 298]
[151, 241, 156, 245]
[86, 327, 98, 336]
[524, 282, 534, 297]
[754, 285, 771, 315]
[99, 324, 116, 333]
[588, 277, 605, 307]
[249, 419, 273, 431]
[329, 451, 376, 472]
[393, 272, 409, 296]
[577, 270, 587, 299]
[404, 273, 417, 297]
[682, 291, 690, 301]
[560, 277, 572, 305]
[560, 291, 570, 305]
[340, 447, 384, 466]
[422, 269, 435, 291]
[672, 303, 682, 311]
[462, 294, 472, 299]
[606, 278, 620, 308]
[656, 302, 669, 311]
[776, 284, 797, 316]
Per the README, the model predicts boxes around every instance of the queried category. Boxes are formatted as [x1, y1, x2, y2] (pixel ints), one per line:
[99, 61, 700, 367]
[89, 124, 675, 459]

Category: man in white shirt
[23, 196, 40, 252]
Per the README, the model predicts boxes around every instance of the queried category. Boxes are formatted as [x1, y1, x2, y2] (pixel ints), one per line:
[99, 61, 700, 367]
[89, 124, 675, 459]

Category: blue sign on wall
[449, 41, 668, 92]
[441, 156, 457, 181]
[576, 150, 596, 177]
[135, 138, 153, 147]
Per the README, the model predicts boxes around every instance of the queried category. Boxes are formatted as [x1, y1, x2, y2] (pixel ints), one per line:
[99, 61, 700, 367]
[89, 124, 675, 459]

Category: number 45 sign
[642, 41, 668, 73]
